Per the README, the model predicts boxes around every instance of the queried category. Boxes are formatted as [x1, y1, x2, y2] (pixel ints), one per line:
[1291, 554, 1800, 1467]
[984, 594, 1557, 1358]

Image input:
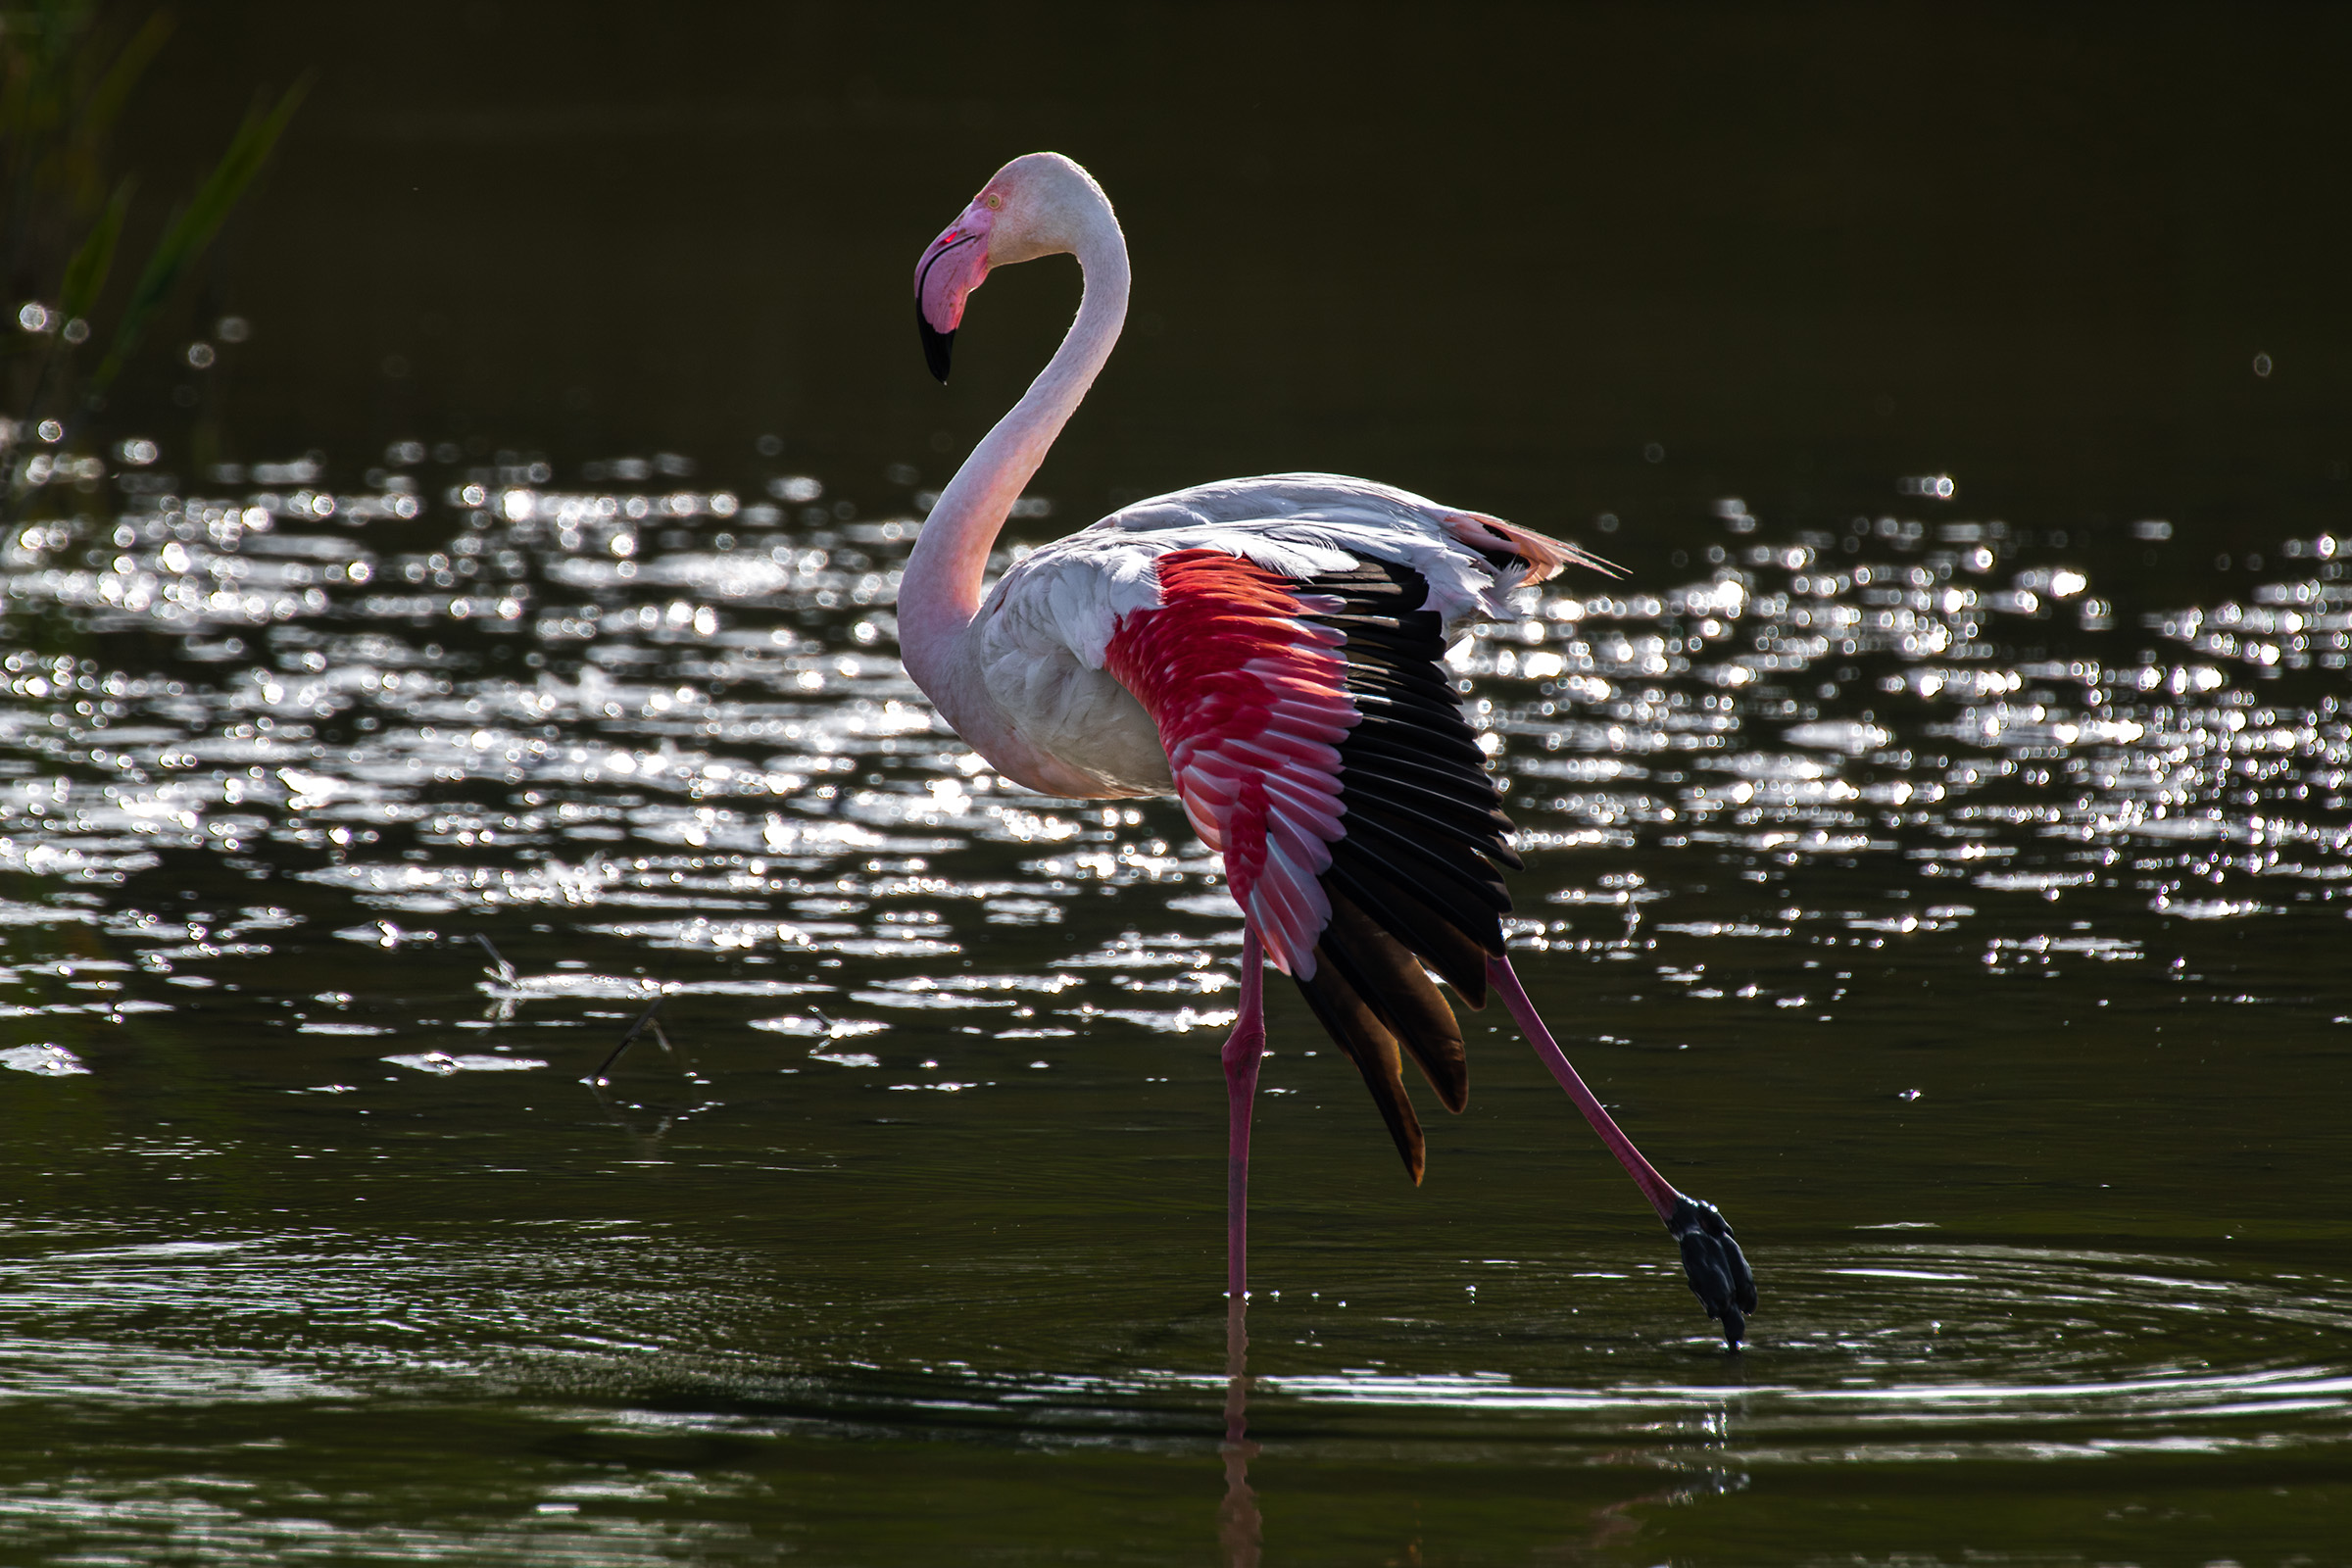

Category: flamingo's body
[899, 153, 1756, 1345]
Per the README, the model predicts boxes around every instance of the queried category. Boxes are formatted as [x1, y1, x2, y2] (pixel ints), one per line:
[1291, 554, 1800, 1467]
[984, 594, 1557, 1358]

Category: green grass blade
[76, 9, 174, 150]
[58, 173, 131, 321]
[91, 72, 309, 391]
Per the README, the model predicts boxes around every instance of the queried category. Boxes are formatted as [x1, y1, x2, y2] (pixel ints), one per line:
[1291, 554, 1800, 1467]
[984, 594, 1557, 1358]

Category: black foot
[1666, 1195, 1757, 1348]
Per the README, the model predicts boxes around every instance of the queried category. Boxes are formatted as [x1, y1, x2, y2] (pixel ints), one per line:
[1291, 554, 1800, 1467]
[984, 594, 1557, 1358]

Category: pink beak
[914, 218, 991, 383]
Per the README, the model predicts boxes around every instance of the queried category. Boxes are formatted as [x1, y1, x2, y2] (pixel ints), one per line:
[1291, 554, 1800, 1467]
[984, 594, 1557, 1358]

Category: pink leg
[1487, 954, 1678, 1220]
[1218, 932, 1267, 1561]
[1222, 927, 1267, 1304]
[1488, 953, 1758, 1347]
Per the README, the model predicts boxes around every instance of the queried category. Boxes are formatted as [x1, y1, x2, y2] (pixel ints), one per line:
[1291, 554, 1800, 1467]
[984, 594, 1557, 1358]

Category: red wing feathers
[1106, 549, 1528, 1183]
[1103, 550, 1355, 978]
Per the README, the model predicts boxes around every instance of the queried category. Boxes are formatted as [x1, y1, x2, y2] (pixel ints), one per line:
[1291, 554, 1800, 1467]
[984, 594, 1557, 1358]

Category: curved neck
[899, 202, 1129, 698]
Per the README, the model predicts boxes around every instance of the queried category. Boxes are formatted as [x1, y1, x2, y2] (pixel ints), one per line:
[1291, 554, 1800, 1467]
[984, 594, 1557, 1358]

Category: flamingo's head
[914, 152, 1108, 383]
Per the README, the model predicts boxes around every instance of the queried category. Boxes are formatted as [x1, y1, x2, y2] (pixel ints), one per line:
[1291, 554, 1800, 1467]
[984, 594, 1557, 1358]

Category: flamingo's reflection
[1219, 1297, 1260, 1568]
[1213, 1297, 1744, 1563]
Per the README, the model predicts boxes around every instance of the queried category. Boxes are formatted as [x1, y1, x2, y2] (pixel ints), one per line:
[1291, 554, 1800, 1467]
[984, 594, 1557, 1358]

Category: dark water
[5, 6, 2352, 1564]
[5, 457, 2349, 1562]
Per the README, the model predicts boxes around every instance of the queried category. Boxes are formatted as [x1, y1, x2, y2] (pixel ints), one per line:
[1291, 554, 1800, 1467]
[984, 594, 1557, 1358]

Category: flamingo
[902, 152, 1756, 1347]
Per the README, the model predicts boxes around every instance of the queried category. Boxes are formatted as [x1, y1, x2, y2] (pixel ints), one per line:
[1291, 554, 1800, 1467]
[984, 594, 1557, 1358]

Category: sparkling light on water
[0, 459, 2346, 1048]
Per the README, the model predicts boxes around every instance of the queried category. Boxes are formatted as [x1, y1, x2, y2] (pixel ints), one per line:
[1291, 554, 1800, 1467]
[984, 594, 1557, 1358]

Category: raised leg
[1222, 928, 1267, 1304]
[1487, 954, 1758, 1348]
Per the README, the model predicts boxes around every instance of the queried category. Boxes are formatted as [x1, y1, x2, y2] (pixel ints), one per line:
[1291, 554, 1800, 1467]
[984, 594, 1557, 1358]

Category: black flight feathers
[1290, 561, 1523, 1185]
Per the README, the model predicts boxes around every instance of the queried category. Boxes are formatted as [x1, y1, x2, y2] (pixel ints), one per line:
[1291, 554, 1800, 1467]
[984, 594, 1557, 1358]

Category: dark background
[100, 1, 2352, 588]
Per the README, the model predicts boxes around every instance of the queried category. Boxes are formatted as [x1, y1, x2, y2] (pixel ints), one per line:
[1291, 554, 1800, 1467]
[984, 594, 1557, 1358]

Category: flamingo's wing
[1103, 545, 1529, 1184]
[1091, 471, 1615, 625]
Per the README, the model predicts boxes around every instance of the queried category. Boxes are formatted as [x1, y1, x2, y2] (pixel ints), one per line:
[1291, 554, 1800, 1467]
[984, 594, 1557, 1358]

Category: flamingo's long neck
[898, 193, 1130, 704]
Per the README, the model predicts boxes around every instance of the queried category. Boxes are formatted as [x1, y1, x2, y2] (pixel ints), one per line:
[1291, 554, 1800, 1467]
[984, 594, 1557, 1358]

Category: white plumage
[961, 471, 1570, 797]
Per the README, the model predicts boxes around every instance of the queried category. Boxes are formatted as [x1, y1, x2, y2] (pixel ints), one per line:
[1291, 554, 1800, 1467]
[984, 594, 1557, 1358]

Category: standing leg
[1487, 954, 1758, 1348]
[1218, 928, 1267, 1564]
[1222, 927, 1267, 1304]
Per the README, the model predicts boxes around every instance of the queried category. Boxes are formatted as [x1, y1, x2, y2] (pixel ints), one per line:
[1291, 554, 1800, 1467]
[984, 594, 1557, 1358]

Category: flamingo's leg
[1222, 928, 1268, 1304]
[1487, 954, 1758, 1348]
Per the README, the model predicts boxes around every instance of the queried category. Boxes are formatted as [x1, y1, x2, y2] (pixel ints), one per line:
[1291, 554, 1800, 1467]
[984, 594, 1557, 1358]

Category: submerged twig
[589, 991, 671, 1085]
[472, 932, 517, 986]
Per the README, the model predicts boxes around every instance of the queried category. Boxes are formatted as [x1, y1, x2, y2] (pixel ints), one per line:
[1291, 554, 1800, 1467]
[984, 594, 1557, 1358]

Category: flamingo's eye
[984, 193, 1003, 211]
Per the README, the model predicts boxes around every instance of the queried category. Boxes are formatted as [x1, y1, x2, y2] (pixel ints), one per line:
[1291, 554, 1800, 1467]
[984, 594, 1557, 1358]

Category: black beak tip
[918, 310, 955, 384]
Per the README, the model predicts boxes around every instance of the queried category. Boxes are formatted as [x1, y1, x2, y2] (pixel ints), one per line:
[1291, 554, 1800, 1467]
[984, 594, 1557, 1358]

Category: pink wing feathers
[1102, 544, 1540, 1184]
[1102, 549, 1355, 978]
[1019, 480, 1596, 1183]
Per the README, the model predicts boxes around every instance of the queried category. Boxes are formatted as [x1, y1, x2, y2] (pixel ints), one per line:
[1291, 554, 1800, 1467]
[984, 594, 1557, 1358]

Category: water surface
[3, 449, 2348, 1562]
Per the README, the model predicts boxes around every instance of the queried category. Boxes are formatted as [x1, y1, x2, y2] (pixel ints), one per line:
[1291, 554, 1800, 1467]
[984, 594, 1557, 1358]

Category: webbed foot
[1666, 1194, 1757, 1348]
